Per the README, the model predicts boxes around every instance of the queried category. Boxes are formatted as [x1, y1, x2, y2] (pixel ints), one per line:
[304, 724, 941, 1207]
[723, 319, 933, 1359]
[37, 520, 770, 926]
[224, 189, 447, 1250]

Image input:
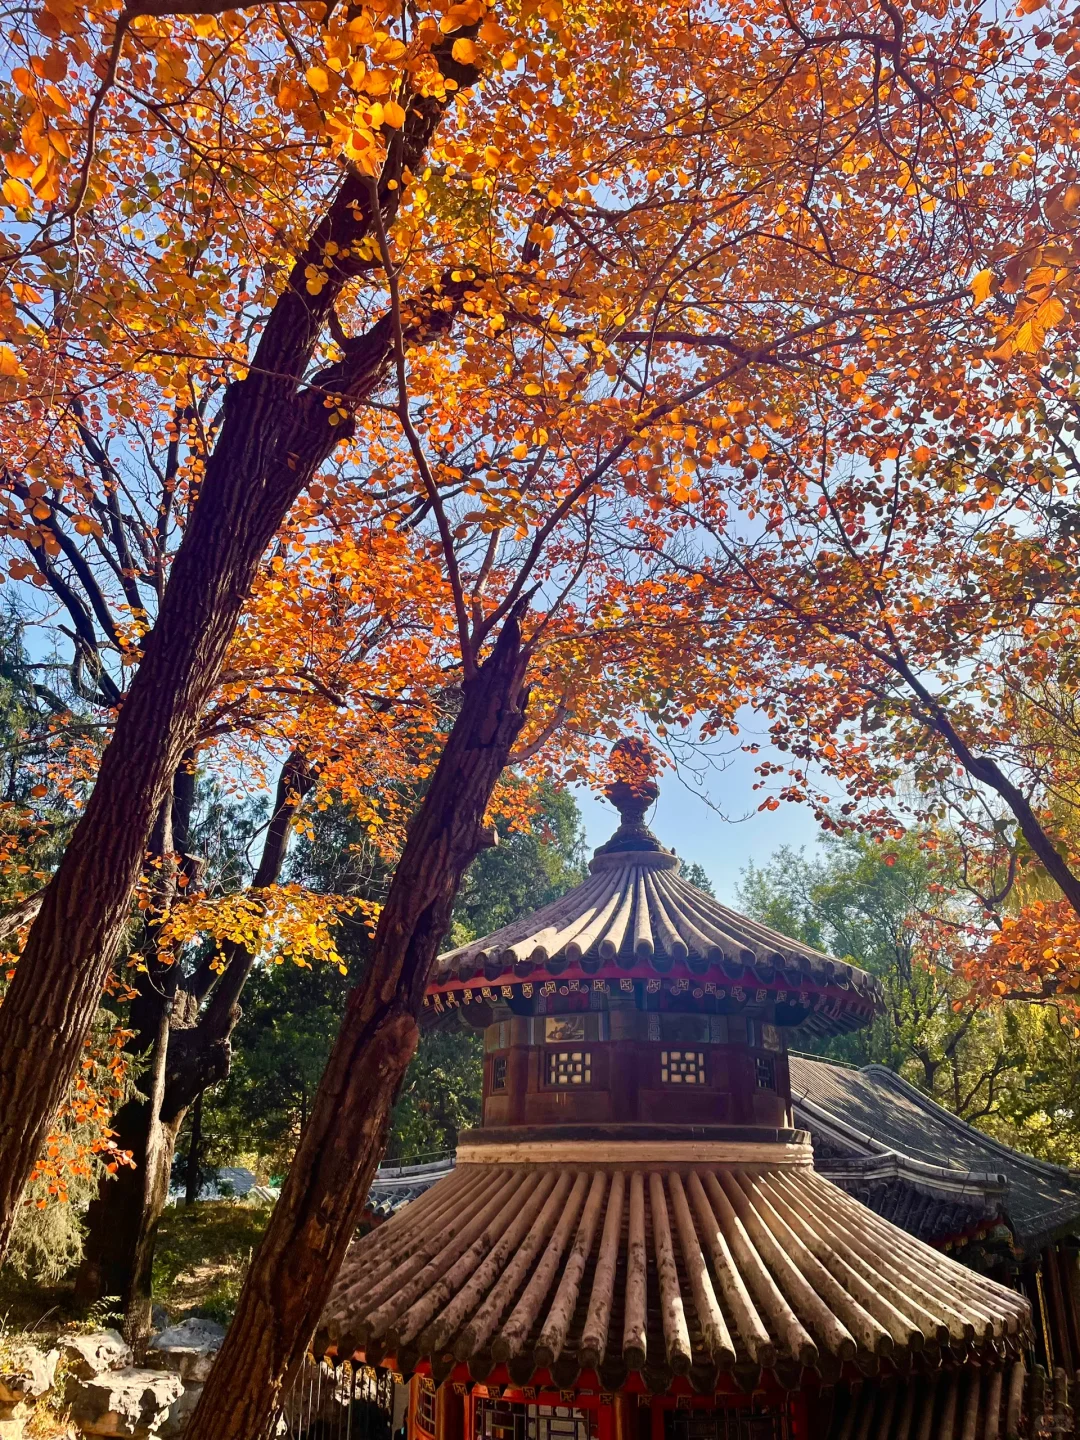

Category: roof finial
[593, 737, 669, 858]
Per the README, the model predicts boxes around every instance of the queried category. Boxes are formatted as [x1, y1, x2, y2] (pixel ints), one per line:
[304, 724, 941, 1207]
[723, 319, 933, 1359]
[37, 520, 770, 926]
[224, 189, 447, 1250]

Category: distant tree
[186, 784, 587, 1174]
[739, 834, 1080, 1161]
[681, 862, 716, 899]
[740, 836, 1017, 1113]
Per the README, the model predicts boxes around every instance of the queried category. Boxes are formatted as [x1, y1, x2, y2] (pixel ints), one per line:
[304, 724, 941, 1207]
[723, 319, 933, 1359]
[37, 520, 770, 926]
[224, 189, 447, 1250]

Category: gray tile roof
[364, 1158, 455, 1219]
[790, 1054, 1080, 1251]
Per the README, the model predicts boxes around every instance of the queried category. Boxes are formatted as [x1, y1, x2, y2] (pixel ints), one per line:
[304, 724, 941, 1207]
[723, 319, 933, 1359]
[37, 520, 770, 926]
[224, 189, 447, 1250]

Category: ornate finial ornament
[593, 736, 669, 856]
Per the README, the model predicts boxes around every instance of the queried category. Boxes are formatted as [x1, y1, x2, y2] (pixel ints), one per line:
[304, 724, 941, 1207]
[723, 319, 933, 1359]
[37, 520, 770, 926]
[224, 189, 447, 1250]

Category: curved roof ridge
[856, 1062, 1079, 1181]
[792, 1089, 1008, 1191]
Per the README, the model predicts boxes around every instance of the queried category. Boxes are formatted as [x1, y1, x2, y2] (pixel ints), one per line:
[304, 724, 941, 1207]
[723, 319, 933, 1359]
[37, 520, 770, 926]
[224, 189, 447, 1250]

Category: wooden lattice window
[546, 1050, 591, 1086]
[662, 1050, 705, 1084]
[664, 1404, 788, 1440]
[755, 1056, 776, 1090]
[415, 1379, 436, 1437]
[476, 1401, 593, 1440]
[491, 1054, 508, 1091]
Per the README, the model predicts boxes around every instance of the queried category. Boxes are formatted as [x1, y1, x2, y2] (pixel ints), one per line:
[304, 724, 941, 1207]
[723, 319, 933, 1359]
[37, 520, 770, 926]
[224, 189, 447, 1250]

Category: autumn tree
[0, 0, 494, 1270]
[0, 0, 1061, 1424]
[0, 380, 454, 1336]
[624, 4, 1080, 1008]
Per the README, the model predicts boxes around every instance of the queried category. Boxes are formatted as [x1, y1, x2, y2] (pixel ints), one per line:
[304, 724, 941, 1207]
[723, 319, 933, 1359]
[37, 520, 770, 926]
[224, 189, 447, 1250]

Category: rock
[0, 1412, 24, 1440]
[145, 1320, 225, 1385]
[0, 1343, 60, 1403]
[157, 1385, 201, 1440]
[67, 1368, 183, 1439]
[60, 1332, 132, 1382]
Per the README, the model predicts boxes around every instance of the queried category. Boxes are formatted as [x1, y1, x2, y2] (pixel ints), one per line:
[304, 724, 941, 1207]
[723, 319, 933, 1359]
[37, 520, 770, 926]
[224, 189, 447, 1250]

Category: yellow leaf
[382, 98, 406, 128]
[524, 383, 542, 396]
[2, 178, 30, 207]
[5, 152, 35, 179]
[305, 66, 331, 93]
[452, 37, 478, 63]
[362, 68, 392, 95]
[971, 268, 994, 305]
[1013, 319, 1039, 354]
[1037, 296, 1066, 330]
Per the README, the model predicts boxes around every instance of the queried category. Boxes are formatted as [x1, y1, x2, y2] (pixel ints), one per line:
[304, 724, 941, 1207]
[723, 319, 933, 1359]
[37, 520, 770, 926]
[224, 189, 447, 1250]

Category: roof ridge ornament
[592, 737, 676, 864]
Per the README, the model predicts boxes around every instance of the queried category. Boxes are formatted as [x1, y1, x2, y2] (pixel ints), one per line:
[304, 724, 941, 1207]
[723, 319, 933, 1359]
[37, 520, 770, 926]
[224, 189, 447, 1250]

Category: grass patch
[0, 1274, 79, 1334]
[0, 1199, 273, 1334]
[152, 1200, 272, 1324]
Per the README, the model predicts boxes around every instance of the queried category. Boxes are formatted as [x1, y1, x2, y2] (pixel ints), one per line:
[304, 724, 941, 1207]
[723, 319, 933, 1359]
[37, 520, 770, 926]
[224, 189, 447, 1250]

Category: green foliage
[385, 1030, 484, 1162]
[0, 607, 90, 912]
[193, 962, 353, 1178]
[738, 834, 1080, 1162]
[189, 783, 587, 1174]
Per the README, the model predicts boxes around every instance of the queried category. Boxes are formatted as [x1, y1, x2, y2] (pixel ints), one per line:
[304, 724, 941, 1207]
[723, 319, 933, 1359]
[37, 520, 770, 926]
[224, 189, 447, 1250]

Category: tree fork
[185, 611, 531, 1440]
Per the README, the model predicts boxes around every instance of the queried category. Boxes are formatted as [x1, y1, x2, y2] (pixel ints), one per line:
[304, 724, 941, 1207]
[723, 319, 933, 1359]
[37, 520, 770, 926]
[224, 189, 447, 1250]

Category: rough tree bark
[0, 37, 479, 1262]
[186, 611, 531, 1440]
[75, 750, 315, 1339]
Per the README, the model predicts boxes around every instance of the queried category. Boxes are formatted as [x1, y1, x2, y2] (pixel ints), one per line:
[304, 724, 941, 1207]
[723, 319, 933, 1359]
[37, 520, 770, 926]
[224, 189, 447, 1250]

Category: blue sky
[573, 736, 824, 904]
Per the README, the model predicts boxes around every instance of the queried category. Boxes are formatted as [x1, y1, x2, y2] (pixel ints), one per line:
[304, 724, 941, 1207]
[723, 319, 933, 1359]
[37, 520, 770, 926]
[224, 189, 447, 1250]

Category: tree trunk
[0, 36, 479, 1263]
[74, 1094, 158, 1309]
[75, 751, 314, 1323]
[186, 612, 531, 1440]
[184, 1092, 204, 1207]
[124, 1005, 173, 1345]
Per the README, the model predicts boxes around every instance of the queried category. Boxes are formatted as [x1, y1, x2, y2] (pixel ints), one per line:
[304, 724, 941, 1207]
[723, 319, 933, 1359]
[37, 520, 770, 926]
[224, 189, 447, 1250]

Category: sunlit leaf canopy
[1, 0, 1077, 929]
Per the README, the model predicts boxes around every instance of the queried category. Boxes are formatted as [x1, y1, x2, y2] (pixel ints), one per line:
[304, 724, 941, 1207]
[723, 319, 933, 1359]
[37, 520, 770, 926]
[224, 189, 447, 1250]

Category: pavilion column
[1044, 1246, 1074, 1376]
[611, 1393, 635, 1440]
[435, 1382, 465, 1440]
